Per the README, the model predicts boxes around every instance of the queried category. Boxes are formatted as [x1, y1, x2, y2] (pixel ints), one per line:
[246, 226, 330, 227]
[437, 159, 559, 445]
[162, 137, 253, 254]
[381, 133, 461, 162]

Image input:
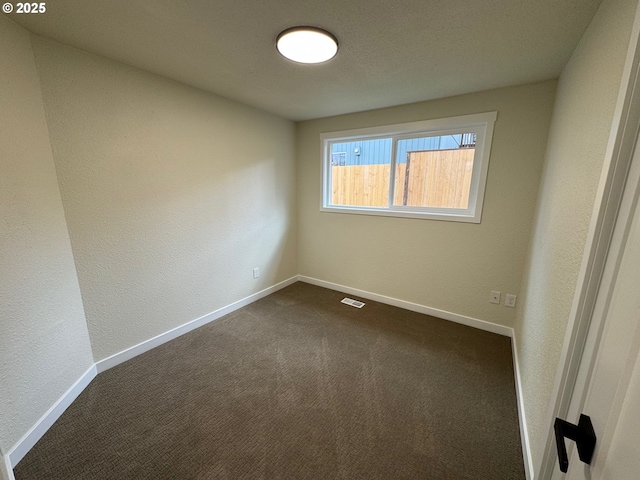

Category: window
[320, 112, 497, 223]
[331, 152, 347, 166]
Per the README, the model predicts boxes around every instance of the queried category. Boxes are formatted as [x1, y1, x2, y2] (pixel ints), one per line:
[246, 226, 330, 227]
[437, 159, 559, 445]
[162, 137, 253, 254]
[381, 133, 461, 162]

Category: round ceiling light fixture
[276, 27, 338, 64]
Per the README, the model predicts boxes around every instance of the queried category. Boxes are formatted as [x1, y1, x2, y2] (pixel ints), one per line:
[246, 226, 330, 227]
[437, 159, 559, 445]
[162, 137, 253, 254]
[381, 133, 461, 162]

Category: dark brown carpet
[14, 282, 525, 479]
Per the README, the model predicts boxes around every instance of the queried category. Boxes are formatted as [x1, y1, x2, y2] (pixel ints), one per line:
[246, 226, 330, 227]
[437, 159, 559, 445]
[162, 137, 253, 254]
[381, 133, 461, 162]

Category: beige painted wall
[30, 36, 298, 362]
[297, 81, 556, 326]
[0, 18, 94, 457]
[513, 0, 637, 470]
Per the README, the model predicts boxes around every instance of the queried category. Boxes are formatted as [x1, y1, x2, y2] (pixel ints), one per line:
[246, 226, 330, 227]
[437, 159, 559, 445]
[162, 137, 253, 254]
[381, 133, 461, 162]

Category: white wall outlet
[490, 291, 501, 304]
[253, 267, 259, 279]
[505, 294, 517, 308]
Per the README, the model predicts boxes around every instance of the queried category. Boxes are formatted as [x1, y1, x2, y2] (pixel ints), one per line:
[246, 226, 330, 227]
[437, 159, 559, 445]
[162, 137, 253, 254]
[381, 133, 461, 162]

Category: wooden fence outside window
[331, 148, 475, 209]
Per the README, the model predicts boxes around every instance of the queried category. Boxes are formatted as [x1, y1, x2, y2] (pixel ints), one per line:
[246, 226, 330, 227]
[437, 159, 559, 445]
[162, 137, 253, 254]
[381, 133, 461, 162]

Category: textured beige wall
[513, 0, 637, 470]
[297, 82, 556, 327]
[0, 18, 94, 454]
[31, 36, 298, 362]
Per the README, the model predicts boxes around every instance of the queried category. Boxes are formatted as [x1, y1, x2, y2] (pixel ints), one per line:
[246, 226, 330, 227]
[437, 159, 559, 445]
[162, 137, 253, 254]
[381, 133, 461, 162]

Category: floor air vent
[341, 297, 365, 308]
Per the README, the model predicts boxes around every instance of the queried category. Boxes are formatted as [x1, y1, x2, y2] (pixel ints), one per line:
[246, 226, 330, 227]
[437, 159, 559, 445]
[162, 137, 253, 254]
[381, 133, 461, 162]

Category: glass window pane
[393, 134, 476, 209]
[330, 138, 392, 207]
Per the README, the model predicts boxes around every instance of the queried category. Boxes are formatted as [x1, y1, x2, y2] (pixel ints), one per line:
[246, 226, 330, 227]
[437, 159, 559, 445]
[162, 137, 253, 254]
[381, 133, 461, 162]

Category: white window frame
[320, 111, 497, 223]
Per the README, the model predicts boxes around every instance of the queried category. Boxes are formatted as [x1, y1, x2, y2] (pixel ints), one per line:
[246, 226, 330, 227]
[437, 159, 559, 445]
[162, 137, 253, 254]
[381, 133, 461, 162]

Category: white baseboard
[6, 275, 527, 477]
[297, 276, 513, 337]
[7, 364, 97, 468]
[1, 454, 15, 480]
[96, 276, 298, 373]
[510, 331, 534, 480]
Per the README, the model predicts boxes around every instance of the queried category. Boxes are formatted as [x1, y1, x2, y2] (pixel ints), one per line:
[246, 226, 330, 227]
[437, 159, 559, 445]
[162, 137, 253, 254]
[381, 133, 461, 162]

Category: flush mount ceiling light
[276, 27, 338, 64]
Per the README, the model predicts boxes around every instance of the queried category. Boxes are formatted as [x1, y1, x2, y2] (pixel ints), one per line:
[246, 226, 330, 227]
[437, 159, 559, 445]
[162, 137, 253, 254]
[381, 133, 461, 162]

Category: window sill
[320, 205, 481, 223]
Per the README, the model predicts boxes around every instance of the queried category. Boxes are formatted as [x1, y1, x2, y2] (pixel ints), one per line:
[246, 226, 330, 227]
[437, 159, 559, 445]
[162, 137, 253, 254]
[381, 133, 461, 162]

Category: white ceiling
[11, 0, 603, 121]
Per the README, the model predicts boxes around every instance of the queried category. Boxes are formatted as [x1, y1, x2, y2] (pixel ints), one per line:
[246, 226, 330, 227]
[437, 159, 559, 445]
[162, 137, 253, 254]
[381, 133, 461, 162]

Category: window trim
[319, 111, 497, 223]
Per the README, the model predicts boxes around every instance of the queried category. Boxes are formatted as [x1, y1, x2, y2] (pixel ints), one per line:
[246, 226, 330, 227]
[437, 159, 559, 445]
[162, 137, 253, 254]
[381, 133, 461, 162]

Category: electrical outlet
[253, 267, 259, 279]
[490, 291, 501, 304]
[505, 294, 517, 308]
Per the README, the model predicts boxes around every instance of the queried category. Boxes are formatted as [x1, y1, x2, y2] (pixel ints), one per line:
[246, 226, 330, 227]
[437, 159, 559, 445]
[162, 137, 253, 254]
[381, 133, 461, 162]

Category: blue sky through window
[331, 134, 473, 165]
